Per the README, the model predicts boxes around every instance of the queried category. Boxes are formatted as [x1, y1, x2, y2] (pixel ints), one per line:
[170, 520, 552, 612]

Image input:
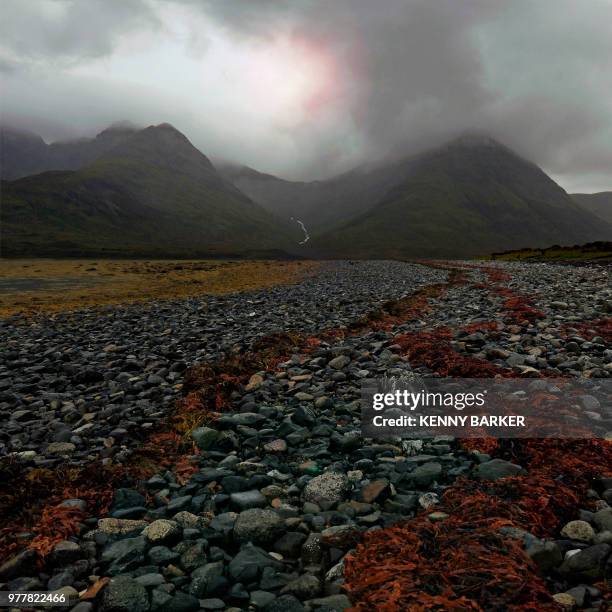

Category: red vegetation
[345, 262, 611, 610]
[29, 505, 86, 558]
[564, 318, 612, 343]
[500, 294, 545, 323]
[345, 438, 612, 611]
[394, 328, 509, 377]
[463, 321, 500, 334]
[0, 461, 120, 561]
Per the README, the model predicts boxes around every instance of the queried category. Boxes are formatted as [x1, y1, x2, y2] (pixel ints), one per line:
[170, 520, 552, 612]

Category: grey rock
[411, 462, 442, 487]
[558, 543, 611, 579]
[142, 519, 181, 545]
[49, 540, 81, 566]
[263, 594, 304, 612]
[0, 549, 38, 580]
[234, 508, 284, 545]
[230, 490, 267, 510]
[135, 573, 165, 588]
[526, 541, 562, 571]
[474, 459, 524, 481]
[100, 575, 149, 612]
[307, 594, 352, 611]
[148, 545, 179, 565]
[329, 355, 351, 370]
[250, 590, 276, 608]
[228, 543, 284, 583]
[111, 488, 146, 511]
[189, 561, 224, 598]
[273, 532, 307, 558]
[157, 591, 199, 612]
[303, 472, 350, 507]
[281, 574, 321, 598]
[593, 508, 612, 532]
[101, 536, 147, 575]
[192, 427, 219, 451]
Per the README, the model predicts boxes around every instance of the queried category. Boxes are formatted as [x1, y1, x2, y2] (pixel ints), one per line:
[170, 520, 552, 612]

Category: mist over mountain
[222, 135, 611, 257]
[219, 161, 402, 232]
[1, 123, 300, 257]
[2, 122, 610, 259]
[0, 123, 139, 180]
[306, 135, 610, 258]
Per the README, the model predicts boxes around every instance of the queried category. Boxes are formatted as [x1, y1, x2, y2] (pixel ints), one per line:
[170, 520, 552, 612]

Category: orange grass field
[0, 258, 319, 317]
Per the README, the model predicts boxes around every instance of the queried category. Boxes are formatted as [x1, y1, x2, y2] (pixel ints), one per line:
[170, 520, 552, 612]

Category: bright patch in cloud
[243, 35, 339, 125]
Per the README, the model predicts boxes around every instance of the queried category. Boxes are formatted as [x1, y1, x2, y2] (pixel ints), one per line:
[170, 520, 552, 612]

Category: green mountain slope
[1, 123, 299, 257]
[308, 136, 612, 258]
[571, 192, 612, 224]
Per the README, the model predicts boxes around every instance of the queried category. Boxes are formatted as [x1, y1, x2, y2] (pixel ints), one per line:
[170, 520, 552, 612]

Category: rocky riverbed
[0, 259, 610, 611]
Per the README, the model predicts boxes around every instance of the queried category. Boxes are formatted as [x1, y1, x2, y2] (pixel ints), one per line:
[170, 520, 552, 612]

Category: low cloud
[1, 0, 611, 191]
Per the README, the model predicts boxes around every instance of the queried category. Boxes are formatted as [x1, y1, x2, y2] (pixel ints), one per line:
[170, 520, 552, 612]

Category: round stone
[303, 472, 350, 507]
[560, 520, 595, 542]
[233, 508, 284, 545]
[142, 519, 181, 544]
[552, 593, 576, 609]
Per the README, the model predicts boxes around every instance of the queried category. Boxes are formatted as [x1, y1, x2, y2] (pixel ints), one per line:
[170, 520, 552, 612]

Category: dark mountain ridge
[307, 136, 611, 258]
[2, 123, 610, 258]
[1, 123, 300, 257]
[0, 123, 139, 180]
[571, 192, 612, 225]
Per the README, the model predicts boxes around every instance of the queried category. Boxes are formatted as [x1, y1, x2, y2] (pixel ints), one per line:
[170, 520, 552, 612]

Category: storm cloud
[1, 0, 611, 191]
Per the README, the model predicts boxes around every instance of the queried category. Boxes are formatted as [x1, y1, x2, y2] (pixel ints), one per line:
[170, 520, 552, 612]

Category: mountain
[305, 136, 612, 258]
[0, 123, 138, 180]
[572, 192, 612, 224]
[219, 163, 391, 232]
[3, 124, 609, 259]
[1, 123, 299, 257]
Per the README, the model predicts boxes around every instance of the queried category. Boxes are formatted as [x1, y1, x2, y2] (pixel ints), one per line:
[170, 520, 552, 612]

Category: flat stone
[308, 595, 352, 611]
[552, 593, 576, 609]
[97, 518, 147, 537]
[101, 536, 147, 575]
[474, 459, 523, 481]
[50, 540, 81, 566]
[320, 525, 361, 549]
[230, 490, 267, 510]
[281, 574, 321, 599]
[264, 439, 287, 453]
[46, 442, 76, 455]
[142, 519, 181, 545]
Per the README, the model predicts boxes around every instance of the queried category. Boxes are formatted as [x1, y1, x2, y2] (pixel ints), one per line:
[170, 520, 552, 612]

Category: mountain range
[1, 123, 610, 258]
[1, 124, 299, 257]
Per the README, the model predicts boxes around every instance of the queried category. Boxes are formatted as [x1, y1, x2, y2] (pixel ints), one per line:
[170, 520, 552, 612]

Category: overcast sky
[1, 0, 611, 191]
